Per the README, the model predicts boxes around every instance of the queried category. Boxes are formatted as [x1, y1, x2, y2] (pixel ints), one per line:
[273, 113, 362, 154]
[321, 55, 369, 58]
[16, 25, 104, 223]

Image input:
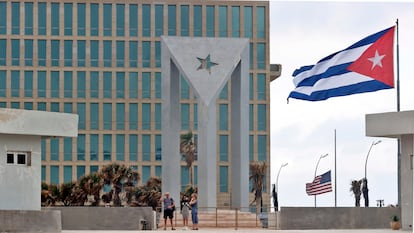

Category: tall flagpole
[334, 129, 337, 207]
[396, 19, 401, 206]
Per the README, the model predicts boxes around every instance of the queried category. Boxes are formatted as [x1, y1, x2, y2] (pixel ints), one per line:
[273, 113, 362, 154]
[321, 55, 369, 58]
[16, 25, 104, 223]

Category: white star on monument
[368, 50, 386, 70]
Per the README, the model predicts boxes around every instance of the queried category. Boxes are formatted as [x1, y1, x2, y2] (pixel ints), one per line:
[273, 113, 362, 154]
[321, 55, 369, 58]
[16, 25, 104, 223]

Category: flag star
[196, 54, 218, 74]
[368, 50, 386, 70]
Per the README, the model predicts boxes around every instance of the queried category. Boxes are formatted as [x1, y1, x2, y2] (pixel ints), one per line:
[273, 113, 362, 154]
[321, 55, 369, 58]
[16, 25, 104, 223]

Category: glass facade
[0, 0, 270, 208]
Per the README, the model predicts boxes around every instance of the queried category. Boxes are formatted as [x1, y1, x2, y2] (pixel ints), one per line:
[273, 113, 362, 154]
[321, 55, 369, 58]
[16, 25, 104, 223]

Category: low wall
[277, 207, 400, 229]
[44, 207, 155, 230]
[0, 210, 61, 232]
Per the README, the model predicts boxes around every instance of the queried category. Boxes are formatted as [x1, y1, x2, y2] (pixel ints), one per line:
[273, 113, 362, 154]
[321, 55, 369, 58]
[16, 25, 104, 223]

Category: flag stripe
[289, 26, 395, 101]
[306, 170, 332, 196]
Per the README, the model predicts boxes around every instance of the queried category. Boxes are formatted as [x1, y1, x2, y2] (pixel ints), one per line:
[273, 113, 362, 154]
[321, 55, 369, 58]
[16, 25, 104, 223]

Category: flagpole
[334, 129, 337, 207]
[396, 19, 401, 207]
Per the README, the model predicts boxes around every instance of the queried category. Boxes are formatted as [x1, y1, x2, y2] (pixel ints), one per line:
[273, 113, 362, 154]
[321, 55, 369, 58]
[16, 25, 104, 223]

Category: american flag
[306, 170, 332, 196]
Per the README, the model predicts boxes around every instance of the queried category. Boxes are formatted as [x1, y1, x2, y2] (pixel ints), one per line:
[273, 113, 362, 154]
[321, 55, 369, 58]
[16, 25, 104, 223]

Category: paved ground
[63, 229, 410, 233]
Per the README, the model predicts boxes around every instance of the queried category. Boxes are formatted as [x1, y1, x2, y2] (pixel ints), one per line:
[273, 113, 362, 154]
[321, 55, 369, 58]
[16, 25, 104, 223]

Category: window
[11, 2, 20, 35]
[129, 4, 138, 36]
[50, 138, 59, 161]
[90, 4, 99, 36]
[38, 40, 46, 66]
[51, 71, 60, 98]
[256, 6, 266, 38]
[25, 3, 34, 35]
[155, 5, 163, 36]
[6, 152, 31, 166]
[64, 40, 73, 66]
[219, 166, 228, 192]
[129, 72, 138, 99]
[180, 5, 189, 36]
[24, 40, 33, 66]
[257, 43, 266, 69]
[11, 71, 20, 97]
[103, 41, 112, 67]
[90, 103, 99, 130]
[116, 103, 125, 130]
[129, 103, 138, 130]
[116, 41, 125, 67]
[206, 6, 215, 37]
[231, 6, 240, 37]
[219, 83, 228, 99]
[194, 103, 198, 130]
[90, 40, 99, 67]
[64, 3, 73, 36]
[142, 5, 151, 37]
[219, 6, 227, 37]
[103, 4, 112, 36]
[129, 134, 138, 161]
[142, 166, 151, 184]
[219, 135, 228, 161]
[129, 41, 138, 67]
[77, 103, 86, 129]
[77, 134, 85, 161]
[38, 71, 46, 98]
[24, 71, 33, 97]
[155, 103, 161, 130]
[249, 135, 254, 161]
[135, 40, 148, 68]
[155, 41, 161, 67]
[103, 103, 112, 130]
[142, 135, 151, 161]
[116, 72, 125, 98]
[0, 39, 5, 65]
[116, 134, 125, 161]
[103, 72, 112, 98]
[116, 4, 125, 36]
[64, 166, 72, 183]
[155, 135, 162, 160]
[244, 7, 252, 38]
[64, 138, 72, 161]
[257, 74, 266, 100]
[50, 166, 59, 185]
[77, 3, 86, 36]
[103, 134, 112, 161]
[64, 71, 72, 98]
[77, 166, 85, 179]
[90, 72, 99, 98]
[181, 104, 189, 130]
[180, 76, 189, 99]
[219, 104, 228, 130]
[90, 134, 99, 161]
[11, 39, 20, 66]
[168, 5, 176, 36]
[249, 104, 254, 131]
[142, 103, 151, 130]
[258, 135, 266, 161]
[193, 5, 202, 37]
[77, 40, 86, 67]
[257, 104, 266, 131]
[77, 71, 86, 98]
[0, 2, 6, 34]
[51, 40, 60, 66]
[38, 3, 46, 35]
[0, 71, 5, 97]
[51, 3, 60, 35]
[155, 72, 161, 99]
[142, 72, 151, 98]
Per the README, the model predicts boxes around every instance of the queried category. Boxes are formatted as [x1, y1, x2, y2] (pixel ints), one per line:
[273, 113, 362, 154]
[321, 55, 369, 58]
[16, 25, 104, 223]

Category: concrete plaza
[63, 229, 409, 233]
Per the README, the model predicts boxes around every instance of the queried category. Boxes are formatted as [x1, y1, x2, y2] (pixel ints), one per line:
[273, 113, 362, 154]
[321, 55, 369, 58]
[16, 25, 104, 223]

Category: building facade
[0, 0, 271, 209]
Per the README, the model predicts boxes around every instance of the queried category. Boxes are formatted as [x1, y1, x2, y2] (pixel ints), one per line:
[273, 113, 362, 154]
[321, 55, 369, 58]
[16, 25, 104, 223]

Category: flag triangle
[347, 27, 395, 87]
[161, 36, 249, 106]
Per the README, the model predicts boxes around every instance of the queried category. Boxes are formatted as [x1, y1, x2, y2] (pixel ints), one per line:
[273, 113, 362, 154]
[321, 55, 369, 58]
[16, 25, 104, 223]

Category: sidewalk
[63, 229, 410, 233]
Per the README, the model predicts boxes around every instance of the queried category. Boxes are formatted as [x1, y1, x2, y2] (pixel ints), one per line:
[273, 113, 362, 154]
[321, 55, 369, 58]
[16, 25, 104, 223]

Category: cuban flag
[288, 26, 395, 101]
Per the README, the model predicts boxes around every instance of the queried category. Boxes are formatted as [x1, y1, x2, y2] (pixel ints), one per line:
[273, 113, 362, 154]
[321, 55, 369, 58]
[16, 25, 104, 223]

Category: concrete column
[230, 59, 249, 210]
[400, 135, 413, 230]
[197, 101, 217, 211]
[161, 60, 181, 202]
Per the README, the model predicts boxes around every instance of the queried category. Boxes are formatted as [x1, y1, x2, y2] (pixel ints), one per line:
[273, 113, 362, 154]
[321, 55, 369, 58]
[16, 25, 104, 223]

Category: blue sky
[269, 1, 414, 207]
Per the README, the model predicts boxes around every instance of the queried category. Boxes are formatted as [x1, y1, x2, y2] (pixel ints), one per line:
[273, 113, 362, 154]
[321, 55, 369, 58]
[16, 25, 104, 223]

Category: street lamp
[363, 140, 381, 207]
[274, 163, 288, 211]
[314, 153, 329, 207]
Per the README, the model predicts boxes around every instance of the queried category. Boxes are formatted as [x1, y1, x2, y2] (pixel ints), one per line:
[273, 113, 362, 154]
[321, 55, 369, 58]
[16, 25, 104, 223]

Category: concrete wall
[46, 207, 155, 230]
[0, 135, 41, 210]
[0, 210, 61, 232]
[276, 207, 400, 229]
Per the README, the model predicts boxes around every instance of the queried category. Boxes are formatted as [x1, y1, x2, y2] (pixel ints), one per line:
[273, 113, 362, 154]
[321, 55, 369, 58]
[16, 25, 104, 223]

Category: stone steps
[157, 210, 262, 229]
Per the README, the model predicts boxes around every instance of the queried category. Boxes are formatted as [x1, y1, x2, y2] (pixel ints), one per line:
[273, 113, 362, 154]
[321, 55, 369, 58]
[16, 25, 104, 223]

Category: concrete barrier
[275, 207, 400, 229]
[0, 210, 61, 232]
[44, 206, 155, 230]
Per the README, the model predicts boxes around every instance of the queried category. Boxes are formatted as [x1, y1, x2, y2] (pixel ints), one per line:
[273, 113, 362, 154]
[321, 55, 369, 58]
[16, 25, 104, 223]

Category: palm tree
[350, 179, 362, 207]
[99, 163, 140, 207]
[249, 161, 266, 213]
[135, 177, 162, 210]
[180, 131, 196, 187]
[78, 173, 104, 206]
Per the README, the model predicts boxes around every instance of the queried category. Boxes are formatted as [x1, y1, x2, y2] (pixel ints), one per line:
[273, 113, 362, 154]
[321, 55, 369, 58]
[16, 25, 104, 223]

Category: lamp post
[314, 153, 329, 207]
[363, 140, 381, 207]
[274, 163, 288, 211]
